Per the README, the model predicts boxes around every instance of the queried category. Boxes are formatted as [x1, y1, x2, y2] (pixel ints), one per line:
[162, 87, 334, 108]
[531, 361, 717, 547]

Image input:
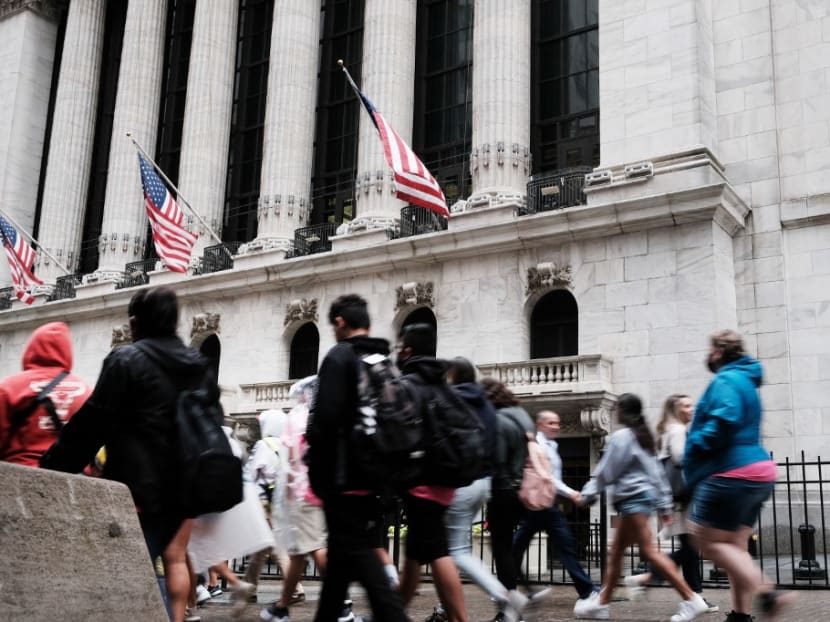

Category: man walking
[305, 294, 408, 622]
[512, 410, 598, 612]
[41, 286, 216, 622]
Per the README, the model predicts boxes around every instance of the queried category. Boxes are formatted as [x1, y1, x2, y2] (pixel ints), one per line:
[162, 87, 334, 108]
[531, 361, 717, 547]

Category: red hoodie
[0, 322, 92, 466]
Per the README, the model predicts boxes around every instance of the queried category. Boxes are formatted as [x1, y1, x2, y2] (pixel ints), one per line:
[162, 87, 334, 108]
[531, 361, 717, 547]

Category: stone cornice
[0, 0, 64, 21]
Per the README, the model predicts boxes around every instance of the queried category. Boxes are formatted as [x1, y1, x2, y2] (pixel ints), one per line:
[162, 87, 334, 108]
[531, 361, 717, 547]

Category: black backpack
[135, 343, 243, 516]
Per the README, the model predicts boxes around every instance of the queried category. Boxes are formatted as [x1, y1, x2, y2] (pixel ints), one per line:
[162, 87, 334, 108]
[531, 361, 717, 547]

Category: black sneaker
[208, 585, 223, 598]
[724, 612, 754, 622]
[759, 591, 795, 618]
[338, 599, 355, 622]
[425, 606, 449, 622]
[260, 603, 289, 622]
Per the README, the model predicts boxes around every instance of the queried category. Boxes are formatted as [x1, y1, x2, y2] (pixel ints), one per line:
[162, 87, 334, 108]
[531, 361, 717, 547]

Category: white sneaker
[195, 584, 211, 605]
[503, 590, 529, 622]
[527, 587, 552, 603]
[670, 593, 709, 622]
[623, 574, 646, 601]
[231, 581, 256, 616]
[574, 591, 609, 620]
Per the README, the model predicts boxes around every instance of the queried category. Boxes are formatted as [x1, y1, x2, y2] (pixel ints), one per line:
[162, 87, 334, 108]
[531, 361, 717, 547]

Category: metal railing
[230, 453, 830, 590]
[521, 166, 592, 216]
[202, 241, 243, 274]
[398, 205, 448, 238]
[0, 286, 13, 310]
[48, 273, 83, 301]
[116, 258, 158, 289]
[292, 222, 339, 256]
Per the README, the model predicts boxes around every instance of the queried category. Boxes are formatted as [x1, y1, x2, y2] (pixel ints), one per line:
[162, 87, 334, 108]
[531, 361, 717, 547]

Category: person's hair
[446, 357, 476, 385]
[328, 294, 370, 329]
[481, 377, 519, 408]
[656, 393, 690, 449]
[128, 286, 179, 338]
[399, 323, 436, 357]
[615, 393, 656, 454]
[710, 329, 745, 365]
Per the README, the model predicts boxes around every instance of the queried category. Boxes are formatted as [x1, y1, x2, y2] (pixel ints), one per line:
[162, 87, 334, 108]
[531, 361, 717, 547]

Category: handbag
[661, 433, 689, 503]
[518, 436, 556, 511]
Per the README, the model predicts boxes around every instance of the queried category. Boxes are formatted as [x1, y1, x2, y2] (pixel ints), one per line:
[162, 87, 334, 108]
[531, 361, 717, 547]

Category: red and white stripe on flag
[144, 192, 197, 273]
[0, 214, 41, 305]
[372, 111, 449, 218]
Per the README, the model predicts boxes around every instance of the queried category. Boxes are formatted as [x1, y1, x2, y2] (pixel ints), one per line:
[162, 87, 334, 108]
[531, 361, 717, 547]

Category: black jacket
[41, 336, 213, 515]
[306, 334, 390, 498]
[451, 381, 498, 478]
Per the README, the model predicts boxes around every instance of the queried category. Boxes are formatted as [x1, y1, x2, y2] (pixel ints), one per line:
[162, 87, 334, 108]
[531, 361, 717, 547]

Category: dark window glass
[311, 0, 364, 225]
[79, 0, 128, 273]
[414, 0, 473, 208]
[199, 334, 221, 379]
[290, 323, 320, 379]
[531, 0, 599, 174]
[530, 289, 578, 358]
[224, 0, 273, 243]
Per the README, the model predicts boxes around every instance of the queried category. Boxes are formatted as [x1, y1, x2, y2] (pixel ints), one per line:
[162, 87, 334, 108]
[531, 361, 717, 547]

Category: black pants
[314, 494, 409, 622]
[649, 533, 702, 593]
[488, 488, 527, 591]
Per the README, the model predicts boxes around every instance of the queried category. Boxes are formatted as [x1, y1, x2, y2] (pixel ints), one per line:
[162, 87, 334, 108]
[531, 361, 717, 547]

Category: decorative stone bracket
[395, 281, 435, 311]
[191, 312, 221, 340]
[284, 298, 318, 326]
[111, 323, 132, 349]
[526, 262, 572, 296]
[580, 404, 613, 451]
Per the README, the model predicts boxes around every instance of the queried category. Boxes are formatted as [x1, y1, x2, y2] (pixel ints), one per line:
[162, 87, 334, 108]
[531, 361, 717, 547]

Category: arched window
[401, 307, 437, 356]
[289, 323, 320, 379]
[530, 290, 578, 358]
[199, 334, 221, 379]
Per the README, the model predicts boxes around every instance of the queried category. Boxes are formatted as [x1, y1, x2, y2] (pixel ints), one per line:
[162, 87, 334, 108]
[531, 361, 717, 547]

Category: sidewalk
[198, 581, 823, 621]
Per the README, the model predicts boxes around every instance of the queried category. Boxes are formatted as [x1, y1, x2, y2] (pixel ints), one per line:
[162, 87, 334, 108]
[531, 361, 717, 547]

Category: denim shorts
[689, 476, 774, 531]
[613, 490, 655, 516]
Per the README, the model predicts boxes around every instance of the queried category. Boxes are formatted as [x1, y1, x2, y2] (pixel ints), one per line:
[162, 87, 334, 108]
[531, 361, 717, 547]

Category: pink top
[409, 484, 455, 506]
[715, 459, 777, 482]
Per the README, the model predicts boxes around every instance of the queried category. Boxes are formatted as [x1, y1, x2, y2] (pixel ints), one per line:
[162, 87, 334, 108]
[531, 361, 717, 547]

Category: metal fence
[116, 258, 158, 289]
[0, 286, 12, 310]
[292, 222, 339, 256]
[231, 453, 829, 590]
[398, 205, 448, 238]
[48, 273, 83, 301]
[202, 241, 242, 274]
[520, 166, 592, 216]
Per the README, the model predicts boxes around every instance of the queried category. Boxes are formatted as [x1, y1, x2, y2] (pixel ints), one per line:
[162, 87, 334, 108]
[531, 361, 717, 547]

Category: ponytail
[616, 393, 656, 455]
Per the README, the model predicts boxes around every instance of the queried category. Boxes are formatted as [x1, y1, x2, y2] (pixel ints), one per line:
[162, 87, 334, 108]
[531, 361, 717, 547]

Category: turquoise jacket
[684, 356, 770, 488]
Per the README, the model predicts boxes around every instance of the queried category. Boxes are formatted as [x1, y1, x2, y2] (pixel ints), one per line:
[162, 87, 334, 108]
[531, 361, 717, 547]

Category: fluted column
[177, 0, 238, 259]
[93, 0, 167, 278]
[351, 0, 417, 231]
[35, 0, 106, 285]
[253, 0, 321, 251]
[469, 0, 531, 205]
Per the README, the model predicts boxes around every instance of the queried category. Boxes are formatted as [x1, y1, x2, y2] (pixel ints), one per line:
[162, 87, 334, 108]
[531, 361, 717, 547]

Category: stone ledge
[781, 193, 830, 229]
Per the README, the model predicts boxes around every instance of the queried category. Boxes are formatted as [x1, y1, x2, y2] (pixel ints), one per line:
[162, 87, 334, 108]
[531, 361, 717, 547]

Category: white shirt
[537, 431, 578, 498]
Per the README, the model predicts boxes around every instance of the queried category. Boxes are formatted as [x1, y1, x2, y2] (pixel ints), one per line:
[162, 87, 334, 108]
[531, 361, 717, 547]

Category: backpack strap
[1, 371, 69, 457]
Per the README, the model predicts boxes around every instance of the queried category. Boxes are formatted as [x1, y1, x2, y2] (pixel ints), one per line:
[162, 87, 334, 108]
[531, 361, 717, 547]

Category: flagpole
[126, 133, 234, 263]
[0, 207, 72, 276]
[337, 59, 361, 96]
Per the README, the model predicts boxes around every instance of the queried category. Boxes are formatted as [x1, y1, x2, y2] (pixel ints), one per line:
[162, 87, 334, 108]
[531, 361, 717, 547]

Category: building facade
[1, 0, 829, 500]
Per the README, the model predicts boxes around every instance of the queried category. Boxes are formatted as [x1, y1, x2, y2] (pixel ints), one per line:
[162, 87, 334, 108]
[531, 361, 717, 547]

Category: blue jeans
[512, 505, 596, 599]
[445, 477, 508, 603]
[689, 476, 774, 531]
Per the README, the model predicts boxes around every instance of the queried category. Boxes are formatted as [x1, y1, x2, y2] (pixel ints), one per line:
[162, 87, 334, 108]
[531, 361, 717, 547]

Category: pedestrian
[622, 395, 718, 614]
[575, 393, 708, 622]
[40, 286, 217, 622]
[0, 322, 92, 465]
[480, 378, 534, 622]
[305, 294, 409, 622]
[395, 325, 468, 622]
[685, 331, 793, 622]
[512, 410, 599, 615]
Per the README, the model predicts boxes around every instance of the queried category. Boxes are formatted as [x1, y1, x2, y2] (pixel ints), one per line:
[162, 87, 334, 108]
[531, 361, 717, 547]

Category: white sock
[384, 564, 400, 588]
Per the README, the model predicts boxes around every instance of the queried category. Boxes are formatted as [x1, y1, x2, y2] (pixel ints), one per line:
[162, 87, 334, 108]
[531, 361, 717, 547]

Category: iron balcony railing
[521, 166, 592, 216]
[48, 273, 83, 301]
[202, 241, 243, 274]
[0, 286, 13, 310]
[116, 258, 159, 289]
[292, 222, 339, 256]
[398, 205, 448, 238]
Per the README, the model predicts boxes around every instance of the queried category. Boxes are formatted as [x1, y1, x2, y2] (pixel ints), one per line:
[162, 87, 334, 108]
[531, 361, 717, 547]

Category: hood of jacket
[451, 381, 490, 408]
[22, 322, 73, 371]
[132, 335, 207, 384]
[719, 355, 763, 387]
[401, 355, 447, 383]
[259, 409, 287, 439]
[344, 334, 390, 357]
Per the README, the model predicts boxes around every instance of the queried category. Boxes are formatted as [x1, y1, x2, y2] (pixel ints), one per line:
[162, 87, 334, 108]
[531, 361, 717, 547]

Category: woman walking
[575, 393, 708, 621]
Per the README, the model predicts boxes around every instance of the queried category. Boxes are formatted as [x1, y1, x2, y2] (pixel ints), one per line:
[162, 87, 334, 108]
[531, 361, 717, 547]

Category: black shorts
[403, 493, 449, 564]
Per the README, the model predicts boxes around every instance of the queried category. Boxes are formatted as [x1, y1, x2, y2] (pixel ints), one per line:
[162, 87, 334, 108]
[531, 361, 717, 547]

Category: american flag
[138, 153, 197, 273]
[0, 214, 42, 305]
[344, 71, 449, 218]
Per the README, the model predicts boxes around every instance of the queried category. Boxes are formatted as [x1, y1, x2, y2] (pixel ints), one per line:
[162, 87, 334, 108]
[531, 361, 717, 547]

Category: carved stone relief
[111, 324, 132, 349]
[395, 281, 435, 311]
[191, 312, 221, 340]
[284, 298, 318, 326]
[526, 262, 573, 296]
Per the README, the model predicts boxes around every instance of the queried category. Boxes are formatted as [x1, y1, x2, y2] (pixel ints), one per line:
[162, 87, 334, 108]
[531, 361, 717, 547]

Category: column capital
[0, 0, 65, 22]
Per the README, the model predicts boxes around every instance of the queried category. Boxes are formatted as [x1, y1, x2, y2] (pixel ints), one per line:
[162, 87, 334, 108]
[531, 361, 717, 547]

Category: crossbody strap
[1, 370, 69, 457]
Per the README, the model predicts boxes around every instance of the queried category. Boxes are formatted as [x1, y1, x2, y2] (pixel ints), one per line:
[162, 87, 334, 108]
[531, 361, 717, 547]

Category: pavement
[196, 581, 825, 621]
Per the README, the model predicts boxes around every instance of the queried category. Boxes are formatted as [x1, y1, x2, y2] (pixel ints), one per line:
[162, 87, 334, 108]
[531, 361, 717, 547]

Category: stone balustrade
[476, 355, 613, 396]
[237, 380, 296, 412]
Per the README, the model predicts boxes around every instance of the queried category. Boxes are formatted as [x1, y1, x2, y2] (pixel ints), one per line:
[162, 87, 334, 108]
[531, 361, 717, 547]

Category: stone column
[93, 0, 167, 279]
[177, 0, 238, 260]
[0, 1, 60, 235]
[252, 0, 321, 252]
[598, 0, 717, 166]
[350, 0, 417, 231]
[35, 0, 106, 286]
[468, 0, 532, 207]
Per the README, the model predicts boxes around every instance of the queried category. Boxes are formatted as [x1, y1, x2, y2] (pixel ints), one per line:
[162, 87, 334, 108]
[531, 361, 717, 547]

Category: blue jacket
[684, 356, 770, 487]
